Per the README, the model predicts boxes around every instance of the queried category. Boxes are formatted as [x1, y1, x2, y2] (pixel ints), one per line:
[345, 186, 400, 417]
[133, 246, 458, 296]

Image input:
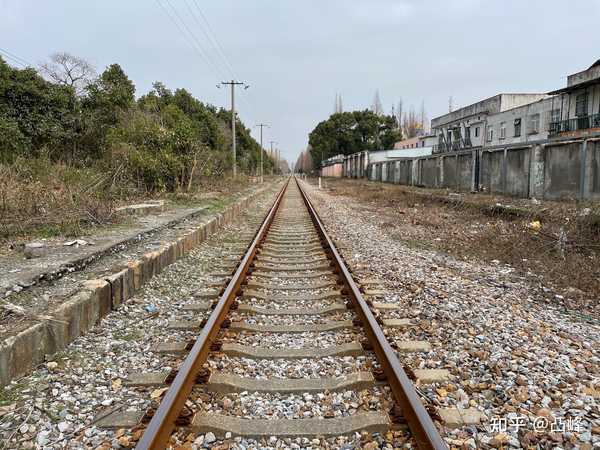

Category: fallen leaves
[150, 387, 169, 399]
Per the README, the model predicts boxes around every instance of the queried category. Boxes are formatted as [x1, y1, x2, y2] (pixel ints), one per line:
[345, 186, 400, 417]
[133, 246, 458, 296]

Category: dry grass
[0, 158, 258, 246]
[0, 160, 118, 242]
[325, 179, 600, 315]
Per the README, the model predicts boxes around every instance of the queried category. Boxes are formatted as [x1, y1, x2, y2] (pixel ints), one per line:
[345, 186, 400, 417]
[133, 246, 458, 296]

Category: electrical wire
[185, 1, 261, 121]
[0, 47, 33, 68]
[154, 1, 271, 155]
[183, 0, 233, 80]
[155, 0, 225, 80]
[190, 0, 238, 79]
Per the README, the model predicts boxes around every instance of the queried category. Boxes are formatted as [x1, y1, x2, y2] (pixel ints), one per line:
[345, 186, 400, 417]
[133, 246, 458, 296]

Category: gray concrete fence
[366, 138, 600, 200]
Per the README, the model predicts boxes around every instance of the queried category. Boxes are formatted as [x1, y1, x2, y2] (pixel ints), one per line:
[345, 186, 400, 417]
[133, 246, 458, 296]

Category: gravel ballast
[303, 180, 600, 449]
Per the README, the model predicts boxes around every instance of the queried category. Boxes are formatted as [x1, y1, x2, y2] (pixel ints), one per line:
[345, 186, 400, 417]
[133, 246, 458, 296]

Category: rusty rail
[295, 177, 447, 450]
[136, 179, 289, 450]
[136, 176, 446, 449]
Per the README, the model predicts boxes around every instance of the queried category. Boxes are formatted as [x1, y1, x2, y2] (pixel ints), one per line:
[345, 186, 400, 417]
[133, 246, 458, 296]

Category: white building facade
[430, 93, 550, 153]
[484, 96, 557, 147]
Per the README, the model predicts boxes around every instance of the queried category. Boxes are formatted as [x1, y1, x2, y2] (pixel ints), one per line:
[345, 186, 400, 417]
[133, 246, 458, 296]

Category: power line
[183, 0, 233, 80]
[155, 0, 225, 80]
[0, 47, 33, 68]
[154, 1, 265, 168]
[186, 1, 260, 121]
[159, 0, 259, 126]
[163, 0, 227, 79]
[190, 0, 237, 79]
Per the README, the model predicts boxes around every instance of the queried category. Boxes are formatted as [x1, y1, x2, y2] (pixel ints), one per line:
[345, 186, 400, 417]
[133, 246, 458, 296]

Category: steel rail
[136, 179, 290, 450]
[295, 177, 447, 450]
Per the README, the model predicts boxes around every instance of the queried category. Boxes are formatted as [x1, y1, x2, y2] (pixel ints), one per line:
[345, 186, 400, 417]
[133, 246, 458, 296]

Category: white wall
[485, 97, 556, 146]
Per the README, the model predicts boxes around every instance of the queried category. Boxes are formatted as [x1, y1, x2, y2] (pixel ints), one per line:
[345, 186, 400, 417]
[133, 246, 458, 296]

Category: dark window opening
[576, 93, 588, 117]
[514, 118, 521, 137]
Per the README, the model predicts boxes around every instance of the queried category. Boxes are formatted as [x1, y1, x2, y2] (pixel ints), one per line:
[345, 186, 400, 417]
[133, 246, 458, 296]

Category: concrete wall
[321, 163, 343, 177]
[457, 153, 474, 191]
[589, 141, 600, 197]
[543, 142, 582, 200]
[480, 149, 504, 194]
[441, 155, 457, 188]
[505, 147, 531, 197]
[420, 158, 438, 187]
[362, 138, 600, 200]
[398, 160, 412, 185]
[499, 93, 551, 111]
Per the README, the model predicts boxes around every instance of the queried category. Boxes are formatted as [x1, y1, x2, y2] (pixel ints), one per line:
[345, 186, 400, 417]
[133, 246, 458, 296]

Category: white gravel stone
[303, 180, 600, 449]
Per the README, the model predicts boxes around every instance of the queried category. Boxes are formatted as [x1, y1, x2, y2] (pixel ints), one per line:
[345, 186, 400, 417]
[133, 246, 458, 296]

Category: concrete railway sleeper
[106, 178, 446, 449]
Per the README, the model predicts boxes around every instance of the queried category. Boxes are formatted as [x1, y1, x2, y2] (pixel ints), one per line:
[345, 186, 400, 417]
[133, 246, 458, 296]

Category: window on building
[514, 118, 521, 137]
[528, 114, 540, 134]
[550, 109, 561, 124]
[474, 126, 480, 137]
[500, 122, 506, 139]
[575, 93, 588, 117]
[452, 128, 461, 141]
[487, 128, 493, 142]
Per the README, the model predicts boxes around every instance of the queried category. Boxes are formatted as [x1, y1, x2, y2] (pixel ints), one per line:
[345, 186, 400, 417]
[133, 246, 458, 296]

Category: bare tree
[402, 105, 422, 138]
[39, 52, 96, 95]
[396, 98, 403, 134]
[372, 90, 383, 116]
[420, 100, 428, 133]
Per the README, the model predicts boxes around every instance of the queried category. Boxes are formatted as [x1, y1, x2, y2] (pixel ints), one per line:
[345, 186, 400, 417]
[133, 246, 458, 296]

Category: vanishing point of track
[135, 177, 446, 449]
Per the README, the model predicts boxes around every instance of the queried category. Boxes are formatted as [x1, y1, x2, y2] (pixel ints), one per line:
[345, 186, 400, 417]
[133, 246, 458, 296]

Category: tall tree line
[0, 53, 272, 191]
[308, 110, 401, 168]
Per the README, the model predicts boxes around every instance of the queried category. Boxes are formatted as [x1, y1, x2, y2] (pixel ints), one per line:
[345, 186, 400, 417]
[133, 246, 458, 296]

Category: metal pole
[220, 81, 247, 178]
[231, 81, 236, 178]
[269, 141, 277, 176]
[255, 124, 268, 183]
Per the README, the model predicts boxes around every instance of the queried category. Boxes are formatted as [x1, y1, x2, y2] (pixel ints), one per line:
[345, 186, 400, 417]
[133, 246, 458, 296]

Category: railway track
[120, 178, 446, 449]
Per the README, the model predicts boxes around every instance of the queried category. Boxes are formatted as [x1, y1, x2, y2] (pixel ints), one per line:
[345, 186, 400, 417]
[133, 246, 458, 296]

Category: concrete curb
[0, 184, 274, 386]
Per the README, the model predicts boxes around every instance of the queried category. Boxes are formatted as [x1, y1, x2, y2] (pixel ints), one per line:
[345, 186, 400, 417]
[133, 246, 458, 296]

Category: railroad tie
[191, 412, 391, 439]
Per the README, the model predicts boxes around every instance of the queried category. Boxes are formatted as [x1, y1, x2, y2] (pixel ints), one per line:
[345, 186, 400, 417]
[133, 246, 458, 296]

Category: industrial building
[430, 93, 550, 153]
[319, 60, 600, 200]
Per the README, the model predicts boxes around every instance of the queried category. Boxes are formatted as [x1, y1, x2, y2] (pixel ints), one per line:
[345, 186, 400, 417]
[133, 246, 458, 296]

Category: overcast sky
[1, 0, 600, 164]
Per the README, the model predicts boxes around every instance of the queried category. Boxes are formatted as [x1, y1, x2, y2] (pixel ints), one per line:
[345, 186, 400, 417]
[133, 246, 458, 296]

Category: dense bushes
[0, 56, 273, 187]
[0, 55, 273, 240]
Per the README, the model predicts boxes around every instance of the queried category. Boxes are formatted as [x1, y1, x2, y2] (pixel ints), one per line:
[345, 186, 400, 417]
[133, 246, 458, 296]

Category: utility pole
[219, 80, 248, 178]
[255, 123, 269, 183]
[269, 141, 277, 175]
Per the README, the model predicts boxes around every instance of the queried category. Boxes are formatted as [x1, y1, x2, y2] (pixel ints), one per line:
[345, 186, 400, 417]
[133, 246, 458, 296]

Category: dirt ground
[319, 178, 600, 319]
